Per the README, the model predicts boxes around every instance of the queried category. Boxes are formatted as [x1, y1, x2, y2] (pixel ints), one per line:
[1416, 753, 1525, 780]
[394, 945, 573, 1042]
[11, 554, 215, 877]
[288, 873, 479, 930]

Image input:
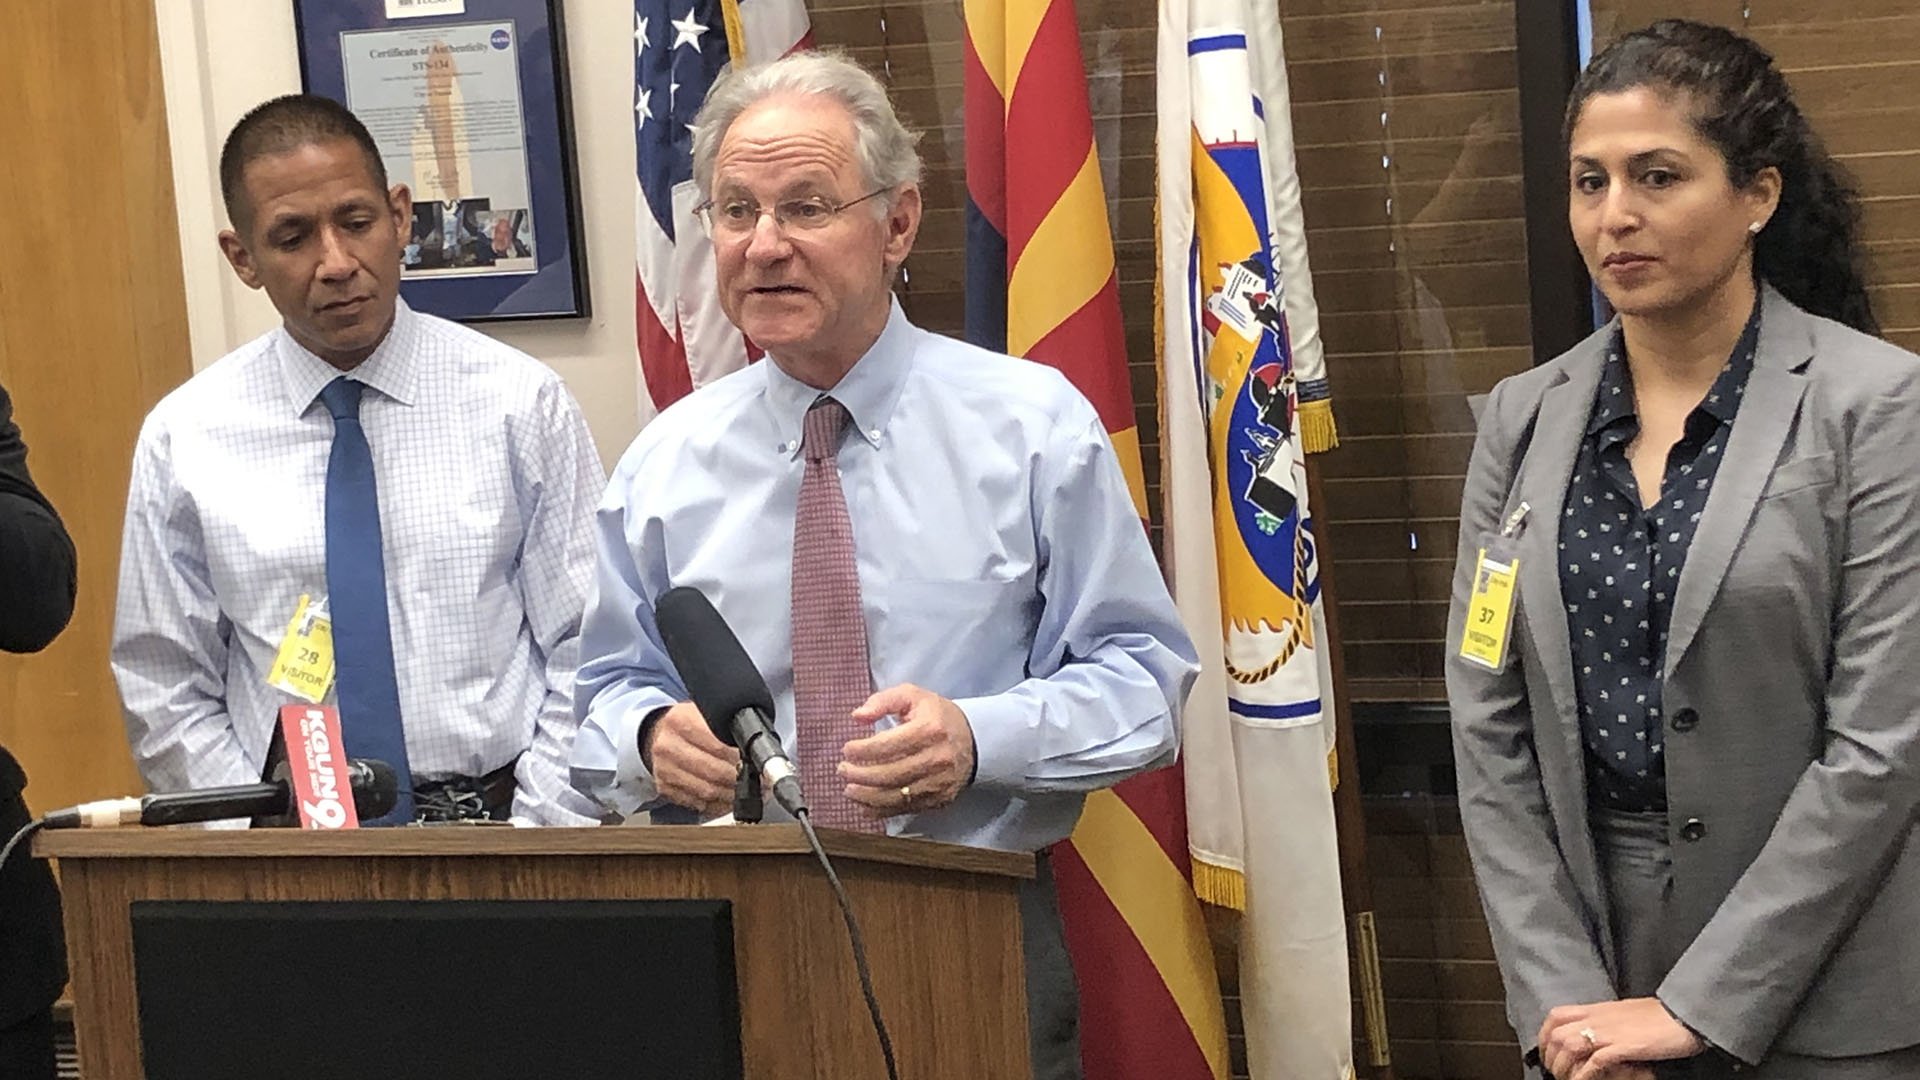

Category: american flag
[635, 0, 811, 417]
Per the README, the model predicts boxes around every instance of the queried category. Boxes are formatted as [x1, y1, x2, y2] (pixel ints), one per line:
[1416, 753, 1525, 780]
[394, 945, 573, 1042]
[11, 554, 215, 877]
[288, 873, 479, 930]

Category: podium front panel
[41, 827, 1032, 1079]
[130, 899, 741, 1079]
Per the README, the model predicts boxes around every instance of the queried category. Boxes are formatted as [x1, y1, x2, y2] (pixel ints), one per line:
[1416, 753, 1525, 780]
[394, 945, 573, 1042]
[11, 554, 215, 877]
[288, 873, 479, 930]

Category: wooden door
[0, 0, 194, 811]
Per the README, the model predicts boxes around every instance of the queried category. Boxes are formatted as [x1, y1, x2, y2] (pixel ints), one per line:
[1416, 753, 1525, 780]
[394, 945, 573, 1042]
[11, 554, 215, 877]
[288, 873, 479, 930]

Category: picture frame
[293, 0, 590, 321]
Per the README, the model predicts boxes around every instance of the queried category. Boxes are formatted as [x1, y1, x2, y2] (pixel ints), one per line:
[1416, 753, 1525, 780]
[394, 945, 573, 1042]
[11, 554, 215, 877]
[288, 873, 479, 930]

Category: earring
[1748, 221, 1764, 235]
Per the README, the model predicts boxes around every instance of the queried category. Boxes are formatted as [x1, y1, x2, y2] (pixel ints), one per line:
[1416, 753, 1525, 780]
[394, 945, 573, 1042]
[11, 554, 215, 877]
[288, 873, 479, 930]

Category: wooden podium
[39, 825, 1034, 1079]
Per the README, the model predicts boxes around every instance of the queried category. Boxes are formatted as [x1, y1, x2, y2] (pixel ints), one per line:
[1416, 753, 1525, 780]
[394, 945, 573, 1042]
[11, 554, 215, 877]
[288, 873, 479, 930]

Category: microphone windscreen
[352, 759, 401, 819]
[655, 586, 776, 747]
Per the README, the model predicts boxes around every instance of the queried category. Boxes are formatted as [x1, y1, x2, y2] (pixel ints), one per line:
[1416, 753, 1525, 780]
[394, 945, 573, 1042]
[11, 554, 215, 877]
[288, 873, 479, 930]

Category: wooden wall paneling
[1359, 796, 1523, 1077]
[1283, 0, 1537, 709]
[1292, 50, 1521, 104]
[0, 1, 193, 812]
[1746, 0, 1916, 25]
[1300, 134, 1525, 189]
[1753, 14, 1920, 68]
[1873, 239, 1920, 282]
[1280, 7, 1516, 60]
[1790, 64, 1920, 118]
[1587, 1, 1746, 46]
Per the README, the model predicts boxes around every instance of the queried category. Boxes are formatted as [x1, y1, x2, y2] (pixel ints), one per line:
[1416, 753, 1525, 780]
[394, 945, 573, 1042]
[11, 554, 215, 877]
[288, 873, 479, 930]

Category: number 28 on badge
[267, 593, 336, 703]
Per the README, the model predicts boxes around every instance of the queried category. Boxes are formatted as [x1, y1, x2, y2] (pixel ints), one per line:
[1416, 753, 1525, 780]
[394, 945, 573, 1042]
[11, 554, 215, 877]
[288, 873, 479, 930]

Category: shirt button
[1680, 818, 1706, 842]
[1671, 708, 1698, 733]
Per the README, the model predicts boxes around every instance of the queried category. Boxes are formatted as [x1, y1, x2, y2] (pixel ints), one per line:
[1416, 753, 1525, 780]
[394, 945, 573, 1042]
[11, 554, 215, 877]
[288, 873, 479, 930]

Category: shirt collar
[276, 297, 422, 417]
[763, 298, 915, 457]
[1697, 298, 1762, 426]
[1586, 293, 1763, 436]
[1588, 335, 1636, 437]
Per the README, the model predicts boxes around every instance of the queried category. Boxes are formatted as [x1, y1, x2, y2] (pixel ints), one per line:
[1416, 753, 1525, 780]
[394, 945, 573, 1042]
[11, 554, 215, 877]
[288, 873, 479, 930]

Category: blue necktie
[320, 377, 415, 825]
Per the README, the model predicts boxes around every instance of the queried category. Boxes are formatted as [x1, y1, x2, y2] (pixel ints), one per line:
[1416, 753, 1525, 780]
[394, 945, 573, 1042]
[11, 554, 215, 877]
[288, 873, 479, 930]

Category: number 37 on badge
[1459, 503, 1527, 672]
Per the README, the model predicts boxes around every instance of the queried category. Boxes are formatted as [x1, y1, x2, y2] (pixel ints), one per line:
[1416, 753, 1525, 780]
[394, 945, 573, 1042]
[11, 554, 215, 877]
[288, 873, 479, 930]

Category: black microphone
[42, 759, 400, 829]
[655, 586, 809, 818]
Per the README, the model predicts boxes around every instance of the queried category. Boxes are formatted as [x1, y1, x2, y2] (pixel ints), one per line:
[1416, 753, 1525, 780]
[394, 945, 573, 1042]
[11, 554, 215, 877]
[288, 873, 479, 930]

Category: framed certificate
[294, 0, 590, 321]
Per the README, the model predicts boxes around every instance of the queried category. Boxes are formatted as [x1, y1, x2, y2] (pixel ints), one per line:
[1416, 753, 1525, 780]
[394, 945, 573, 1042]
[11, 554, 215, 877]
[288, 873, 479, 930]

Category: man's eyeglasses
[694, 187, 891, 237]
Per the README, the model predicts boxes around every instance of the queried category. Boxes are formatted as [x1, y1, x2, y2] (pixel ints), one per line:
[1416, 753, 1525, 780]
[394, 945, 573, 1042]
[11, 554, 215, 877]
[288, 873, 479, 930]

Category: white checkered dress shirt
[112, 300, 604, 825]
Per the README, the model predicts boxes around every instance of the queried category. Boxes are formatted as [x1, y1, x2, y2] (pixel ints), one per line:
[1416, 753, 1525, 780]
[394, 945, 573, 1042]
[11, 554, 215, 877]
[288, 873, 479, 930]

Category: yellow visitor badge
[267, 593, 335, 703]
[1459, 503, 1528, 672]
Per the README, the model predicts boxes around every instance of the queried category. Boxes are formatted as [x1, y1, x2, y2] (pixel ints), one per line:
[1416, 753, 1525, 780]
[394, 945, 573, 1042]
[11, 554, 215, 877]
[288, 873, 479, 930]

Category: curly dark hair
[1565, 19, 1878, 335]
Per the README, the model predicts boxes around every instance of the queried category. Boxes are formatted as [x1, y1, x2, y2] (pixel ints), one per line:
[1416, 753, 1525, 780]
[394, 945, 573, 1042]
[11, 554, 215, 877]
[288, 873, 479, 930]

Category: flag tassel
[1191, 859, 1247, 911]
[1298, 397, 1339, 453]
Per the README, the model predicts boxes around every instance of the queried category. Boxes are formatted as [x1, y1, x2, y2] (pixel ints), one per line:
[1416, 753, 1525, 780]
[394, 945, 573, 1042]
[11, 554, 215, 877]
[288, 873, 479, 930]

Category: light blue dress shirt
[573, 303, 1198, 852]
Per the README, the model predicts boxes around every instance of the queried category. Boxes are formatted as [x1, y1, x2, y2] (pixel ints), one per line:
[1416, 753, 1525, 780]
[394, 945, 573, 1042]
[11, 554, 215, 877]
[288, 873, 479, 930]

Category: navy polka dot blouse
[1558, 302, 1761, 812]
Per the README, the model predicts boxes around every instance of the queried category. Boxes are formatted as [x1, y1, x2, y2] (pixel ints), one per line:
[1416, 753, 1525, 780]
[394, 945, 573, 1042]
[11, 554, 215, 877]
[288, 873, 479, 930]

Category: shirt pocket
[1759, 453, 1836, 500]
[877, 577, 1036, 697]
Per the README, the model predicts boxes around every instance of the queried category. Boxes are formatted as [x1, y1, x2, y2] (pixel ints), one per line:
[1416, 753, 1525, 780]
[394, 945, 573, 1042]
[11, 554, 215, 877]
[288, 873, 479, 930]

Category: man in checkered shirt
[110, 95, 604, 826]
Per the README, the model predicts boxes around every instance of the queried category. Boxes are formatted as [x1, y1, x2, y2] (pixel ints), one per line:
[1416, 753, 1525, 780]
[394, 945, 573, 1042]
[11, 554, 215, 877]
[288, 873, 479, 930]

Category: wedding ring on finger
[1580, 1027, 1598, 1050]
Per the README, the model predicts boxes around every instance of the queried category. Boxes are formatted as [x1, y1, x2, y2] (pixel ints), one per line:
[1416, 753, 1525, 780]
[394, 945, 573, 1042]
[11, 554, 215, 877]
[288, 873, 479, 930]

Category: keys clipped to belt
[411, 783, 496, 823]
[411, 757, 518, 823]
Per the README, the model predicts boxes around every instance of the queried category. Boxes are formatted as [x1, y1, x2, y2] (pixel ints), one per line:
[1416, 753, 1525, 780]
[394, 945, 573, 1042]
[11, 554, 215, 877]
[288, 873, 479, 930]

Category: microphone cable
[795, 808, 900, 1080]
[0, 817, 48, 883]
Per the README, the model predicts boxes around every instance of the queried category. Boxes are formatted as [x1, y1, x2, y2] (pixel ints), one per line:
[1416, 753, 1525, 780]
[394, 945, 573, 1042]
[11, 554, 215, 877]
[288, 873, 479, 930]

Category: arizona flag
[634, 0, 810, 418]
[1158, 0, 1351, 1078]
[965, 2, 1230, 1078]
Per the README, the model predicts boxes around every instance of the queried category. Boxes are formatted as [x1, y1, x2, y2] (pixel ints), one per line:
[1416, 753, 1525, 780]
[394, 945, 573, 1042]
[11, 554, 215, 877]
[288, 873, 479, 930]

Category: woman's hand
[1537, 997, 1703, 1080]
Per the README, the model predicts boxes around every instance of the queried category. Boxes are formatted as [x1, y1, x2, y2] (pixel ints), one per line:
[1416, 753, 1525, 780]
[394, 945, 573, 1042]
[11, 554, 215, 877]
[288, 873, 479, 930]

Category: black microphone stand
[733, 759, 763, 823]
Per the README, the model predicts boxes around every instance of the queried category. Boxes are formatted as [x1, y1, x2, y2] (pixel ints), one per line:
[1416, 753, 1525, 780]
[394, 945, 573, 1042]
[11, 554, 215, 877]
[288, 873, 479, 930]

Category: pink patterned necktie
[791, 397, 881, 832]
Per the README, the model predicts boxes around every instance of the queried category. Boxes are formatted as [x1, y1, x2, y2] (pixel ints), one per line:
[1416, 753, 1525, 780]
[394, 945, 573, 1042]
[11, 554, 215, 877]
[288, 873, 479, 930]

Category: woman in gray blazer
[1447, 20, 1920, 1080]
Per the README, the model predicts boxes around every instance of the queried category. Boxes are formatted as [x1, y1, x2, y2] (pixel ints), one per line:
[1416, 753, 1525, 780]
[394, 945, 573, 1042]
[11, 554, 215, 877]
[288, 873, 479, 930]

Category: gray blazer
[1446, 285, 1920, 1066]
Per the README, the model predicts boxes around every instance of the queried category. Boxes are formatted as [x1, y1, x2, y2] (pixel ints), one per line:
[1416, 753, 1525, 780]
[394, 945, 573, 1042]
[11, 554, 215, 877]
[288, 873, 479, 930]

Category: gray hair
[690, 50, 923, 208]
